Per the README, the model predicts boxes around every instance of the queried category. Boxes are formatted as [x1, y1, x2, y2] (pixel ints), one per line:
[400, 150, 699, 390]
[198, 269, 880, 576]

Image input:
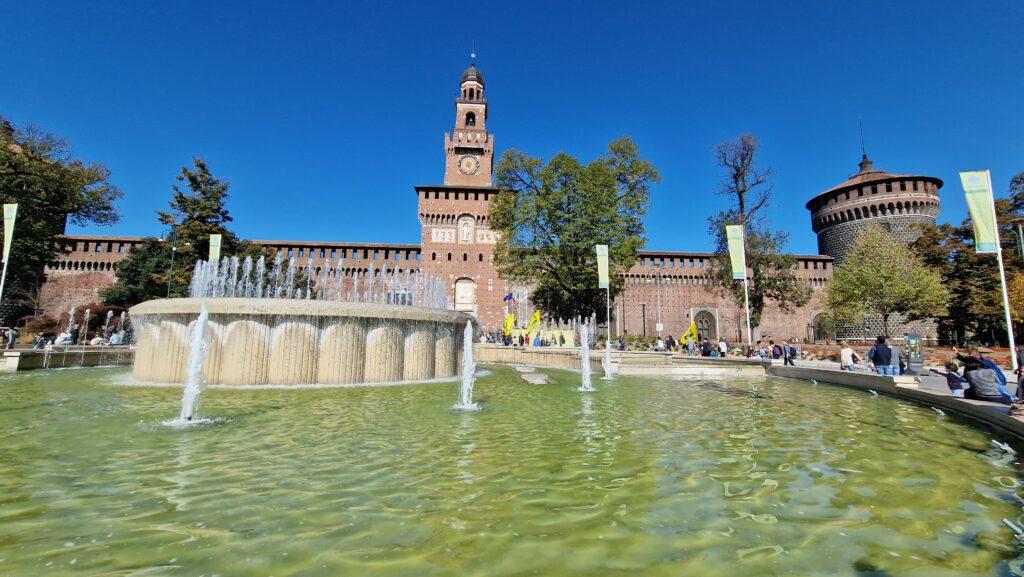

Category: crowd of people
[835, 336, 1023, 405]
[29, 327, 128, 349]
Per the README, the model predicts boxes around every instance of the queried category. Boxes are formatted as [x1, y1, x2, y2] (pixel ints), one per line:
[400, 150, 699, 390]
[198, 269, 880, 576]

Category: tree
[103, 158, 244, 306]
[1008, 272, 1024, 324]
[911, 170, 1024, 344]
[0, 118, 121, 319]
[826, 225, 948, 337]
[490, 136, 660, 322]
[706, 134, 809, 329]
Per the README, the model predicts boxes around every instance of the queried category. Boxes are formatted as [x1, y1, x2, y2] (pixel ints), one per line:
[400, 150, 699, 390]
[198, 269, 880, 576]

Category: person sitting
[617, 336, 626, 351]
[108, 330, 125, 346]
[699, 338, 713, 357]
[55, 331, 73, 345]
[929, 362, 967, 398]
[962, 357, 1015, 404]
[89, 336, 107, 346]
[655, 338, 665, 351]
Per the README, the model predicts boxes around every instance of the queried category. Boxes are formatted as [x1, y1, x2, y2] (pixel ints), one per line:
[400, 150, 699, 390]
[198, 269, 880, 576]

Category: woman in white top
[839, 340, 861, 372]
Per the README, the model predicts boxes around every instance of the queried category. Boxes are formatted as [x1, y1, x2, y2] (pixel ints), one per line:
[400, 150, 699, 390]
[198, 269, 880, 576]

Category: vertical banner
[208, 233, 222, 262]
[2, 204, 18, 263]
[0, 203, 18, 308]
[725, 225, 747, 279]
[595, 244, 609, 288]
[961, 170, 998, 253]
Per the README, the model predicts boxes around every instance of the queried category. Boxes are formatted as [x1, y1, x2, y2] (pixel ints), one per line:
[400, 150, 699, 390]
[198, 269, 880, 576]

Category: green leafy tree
[103, 158, 245, 305]
[911, 170, 1024, 344]
[0, 118, 121, 318]
[706, 134, 809, 328]
[827, 225, 948, 337]
[490, 136, 660, 321]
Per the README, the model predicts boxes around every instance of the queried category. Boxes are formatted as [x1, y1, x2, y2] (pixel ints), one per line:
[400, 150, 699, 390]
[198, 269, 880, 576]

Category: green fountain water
[2, 366, 1024, 576]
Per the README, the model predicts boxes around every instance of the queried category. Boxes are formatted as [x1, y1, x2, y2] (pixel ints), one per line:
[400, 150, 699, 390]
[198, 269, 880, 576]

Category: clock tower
[443, 57, 493, 186]
[417, 58, 504, 329]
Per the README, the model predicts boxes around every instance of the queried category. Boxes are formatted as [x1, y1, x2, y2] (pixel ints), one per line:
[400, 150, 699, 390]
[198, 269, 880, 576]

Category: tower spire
[859, 115, 867, 159]
[857, 115, 874, 173]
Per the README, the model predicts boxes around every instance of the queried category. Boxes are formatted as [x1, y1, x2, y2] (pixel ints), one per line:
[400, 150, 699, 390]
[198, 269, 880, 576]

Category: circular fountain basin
[129, 298, 475, 386]
[1, 368, 1023, 575]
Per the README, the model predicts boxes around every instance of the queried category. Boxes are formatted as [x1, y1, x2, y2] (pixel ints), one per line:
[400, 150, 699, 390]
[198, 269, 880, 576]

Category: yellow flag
[503, 313, 516, 336]
[682, 321, 699, 343]
[527, 310, 541, 333]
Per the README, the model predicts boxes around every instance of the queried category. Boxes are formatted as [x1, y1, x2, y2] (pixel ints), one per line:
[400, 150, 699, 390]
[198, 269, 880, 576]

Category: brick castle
[35, 61, 943, 343]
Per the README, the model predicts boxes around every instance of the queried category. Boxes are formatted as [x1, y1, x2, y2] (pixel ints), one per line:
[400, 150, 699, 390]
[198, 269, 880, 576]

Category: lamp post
[166, 244, 177, 298]
[162, 234, 190, 298]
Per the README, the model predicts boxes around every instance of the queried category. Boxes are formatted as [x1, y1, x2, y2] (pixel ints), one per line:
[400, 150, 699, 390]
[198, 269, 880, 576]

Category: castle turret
[806, 155, 942, 263]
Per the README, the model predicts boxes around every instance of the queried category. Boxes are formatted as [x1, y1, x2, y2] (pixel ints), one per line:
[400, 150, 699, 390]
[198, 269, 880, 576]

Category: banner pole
[0, 258, 9, 309]
[603, 286, 613, 379]
[989, 172, 1018, 371]
[742, 277, 752, 347]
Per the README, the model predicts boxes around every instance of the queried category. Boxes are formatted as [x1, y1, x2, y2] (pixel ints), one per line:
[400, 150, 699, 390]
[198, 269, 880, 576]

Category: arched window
[694, 311, 716, 341]
[465, 112, 476, 127]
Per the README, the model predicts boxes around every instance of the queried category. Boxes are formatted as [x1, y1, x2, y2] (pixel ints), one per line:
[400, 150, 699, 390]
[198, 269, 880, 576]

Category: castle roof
[805, 155, 942, 210]
[461, 64, 483, 86]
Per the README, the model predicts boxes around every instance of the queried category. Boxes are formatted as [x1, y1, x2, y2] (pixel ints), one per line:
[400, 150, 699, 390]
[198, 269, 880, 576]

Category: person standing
[839, 340, 861, 371]
[4, 327, 18, 349]
[782, 340, 796, 366]
[867, 336, 894, 375]
[685, 336, 696, 356]
[718, 338, 729, 357]
[889, 343, 903, 376]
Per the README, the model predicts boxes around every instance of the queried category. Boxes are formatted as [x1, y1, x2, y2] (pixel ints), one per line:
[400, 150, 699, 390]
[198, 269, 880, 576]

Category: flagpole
[0, 256, 10, 308]
[603, 286, 613, 380]
[988, 171, 1018, 372]
[742, 277, 752, 347]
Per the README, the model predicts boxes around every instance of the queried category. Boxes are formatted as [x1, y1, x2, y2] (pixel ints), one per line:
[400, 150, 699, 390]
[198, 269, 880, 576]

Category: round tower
[806, 155, 942, 264]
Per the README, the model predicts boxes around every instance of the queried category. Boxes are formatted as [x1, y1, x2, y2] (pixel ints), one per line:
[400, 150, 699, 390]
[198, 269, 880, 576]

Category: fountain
[453, 320, 479, 411]
[176, 301, 209, 422]
[131, 254, 473, 386]
[601, 331, 614, 380]
[578, 321, 595, 392]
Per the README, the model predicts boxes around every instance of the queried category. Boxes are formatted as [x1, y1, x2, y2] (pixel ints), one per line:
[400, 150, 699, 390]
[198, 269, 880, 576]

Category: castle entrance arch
[454, 277, 477, 315]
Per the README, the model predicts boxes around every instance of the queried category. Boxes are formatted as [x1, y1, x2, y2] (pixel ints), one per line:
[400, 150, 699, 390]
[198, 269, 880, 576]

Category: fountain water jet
[578, 322, 595, 392]
[453, 320, 480, 411]
[176, 301, 209, 422]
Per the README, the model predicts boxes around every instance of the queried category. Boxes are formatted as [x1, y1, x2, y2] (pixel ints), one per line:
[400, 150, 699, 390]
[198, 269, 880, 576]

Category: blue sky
[3, 0, 1022, 254]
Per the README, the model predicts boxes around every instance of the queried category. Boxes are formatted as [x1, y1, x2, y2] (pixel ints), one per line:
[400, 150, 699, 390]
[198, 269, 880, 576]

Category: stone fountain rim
[129, 297, 477, 325]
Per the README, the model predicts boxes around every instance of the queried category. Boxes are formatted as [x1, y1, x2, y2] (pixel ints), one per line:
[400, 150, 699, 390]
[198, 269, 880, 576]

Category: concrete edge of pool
[475, 344, 1024, 440]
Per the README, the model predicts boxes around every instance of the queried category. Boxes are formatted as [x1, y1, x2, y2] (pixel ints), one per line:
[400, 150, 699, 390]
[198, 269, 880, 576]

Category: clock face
[458, 155, 480, 175]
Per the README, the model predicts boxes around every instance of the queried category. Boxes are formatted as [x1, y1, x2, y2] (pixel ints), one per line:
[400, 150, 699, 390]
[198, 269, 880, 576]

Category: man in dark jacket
[867, 336, 894, 375]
